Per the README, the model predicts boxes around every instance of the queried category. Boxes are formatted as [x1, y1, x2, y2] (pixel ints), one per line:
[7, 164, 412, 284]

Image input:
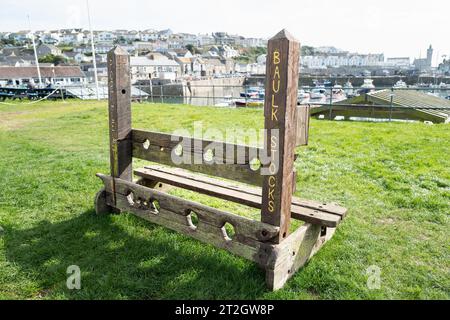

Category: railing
[1, 83, 449, 113]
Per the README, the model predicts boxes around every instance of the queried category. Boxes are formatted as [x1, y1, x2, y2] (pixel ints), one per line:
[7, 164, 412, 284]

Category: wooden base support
[94, 174, 338, 291]
[265, 224, 335, 290]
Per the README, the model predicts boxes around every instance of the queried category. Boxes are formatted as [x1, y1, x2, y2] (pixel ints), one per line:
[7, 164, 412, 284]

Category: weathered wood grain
[261, 30, 301, 243]
[265, 223, 322, 291]
[132, 129, 262, 163]
[132, 141, 264, 186]
[296, 105, 310, 146]
[97, 173, 280, 242]
[106, 45, 132, 209]
[108, 46, 132, 182]
[138, 165, 347, 218]
[134, 166, 343, 227]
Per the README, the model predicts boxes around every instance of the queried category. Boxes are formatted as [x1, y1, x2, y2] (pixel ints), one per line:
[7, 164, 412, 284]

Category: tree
[185, 44, 201, 54]
[1, 38, 16, 46]
[301, 46, 315, 56]
[38, 54, 67, 66]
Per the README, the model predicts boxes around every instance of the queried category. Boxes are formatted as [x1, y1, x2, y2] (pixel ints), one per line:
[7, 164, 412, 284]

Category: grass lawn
[0, 100, 448, 300]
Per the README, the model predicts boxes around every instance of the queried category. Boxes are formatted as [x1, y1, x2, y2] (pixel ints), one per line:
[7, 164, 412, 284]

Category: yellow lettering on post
[273, 67, 280, 93]
[273, 51, 280, 65]
[271, 95, 278, 121]
[268, 200, 275, 212]
[269, 176, 276, 188]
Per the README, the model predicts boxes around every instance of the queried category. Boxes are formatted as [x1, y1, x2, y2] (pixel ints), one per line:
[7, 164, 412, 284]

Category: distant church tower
[426, 45, 433, 67]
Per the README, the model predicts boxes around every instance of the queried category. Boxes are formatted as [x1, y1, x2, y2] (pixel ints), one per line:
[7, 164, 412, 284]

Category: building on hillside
[157, 29, 173, 40]
[201, 57, 235, 76]
[59, 29, 84, 45]
[8, 31, 32, 43]
[218, 45, 239, 58]
[235, 37, 267, 48]
[166, 49, 193, 59]
[197, 34, 215, 46]
[96, 31, 116, 44]
[302, 52, 384, 68]
[114, 30, 141, 42]
[0, 49, 35, 66]
[140, 30, 158, 42]
[256, 54, 267, 65]
[179, 33, 199, 47]
[133, 42, 155, 52]
[81, 62, 108, 83]
[235, 63, 265, 74]
[212, 32, 235, 45]
[153, 40, 169, 52]
[438, 59, 450, 74]
[176, 57, 195, 75]
[0, 66, 86, 86]
[63, 51, 85, 64]
[385, 57, 411, 68]
[36, 44, 62, 57]
[130, 55, 181, 83]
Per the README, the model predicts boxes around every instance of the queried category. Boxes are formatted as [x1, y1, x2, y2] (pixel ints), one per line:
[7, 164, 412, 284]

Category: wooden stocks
[261, 30, 300, 244]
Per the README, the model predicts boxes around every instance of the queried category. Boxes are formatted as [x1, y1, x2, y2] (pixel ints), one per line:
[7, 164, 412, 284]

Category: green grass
[0, 100, 448, 300]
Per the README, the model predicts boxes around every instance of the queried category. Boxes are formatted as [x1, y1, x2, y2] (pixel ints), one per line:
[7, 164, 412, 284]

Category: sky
[1, 0, 448, 65]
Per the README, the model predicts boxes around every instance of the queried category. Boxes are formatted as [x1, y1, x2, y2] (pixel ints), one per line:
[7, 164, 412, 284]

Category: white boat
[310, 87, 327, 100]
[393, 80, 407, 88]
[359, 79, 376, 94]
[297, 89, 310, 104]
[344, 81, 356, 97]
[439, 82, 448, 89]
[331, 84, 347, 102]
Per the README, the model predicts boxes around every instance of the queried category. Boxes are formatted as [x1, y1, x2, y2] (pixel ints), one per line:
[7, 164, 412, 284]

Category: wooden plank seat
[134, 165, 347, 228]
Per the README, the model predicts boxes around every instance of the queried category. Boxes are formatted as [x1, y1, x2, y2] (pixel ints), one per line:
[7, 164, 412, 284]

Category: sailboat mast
[28, 15, 42, 87]
[86, 0, 100, 100]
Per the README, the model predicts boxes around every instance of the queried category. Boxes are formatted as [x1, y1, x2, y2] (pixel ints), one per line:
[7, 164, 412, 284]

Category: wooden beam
[261, 30, 300, 243]
[138, 165, 347, 217]
[296, 105, 310, 146]
[132, 130, 264, 186]
[97, 174, 280, 243]
[108, 46, 132, 186]
[132, 129, 262, 164]
[265, 223, 321, 290]
[134, 166, 344, 227]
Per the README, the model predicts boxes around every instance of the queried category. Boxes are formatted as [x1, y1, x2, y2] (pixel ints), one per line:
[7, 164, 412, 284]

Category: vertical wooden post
[108, 46, 132, 193]
[296, 105, 310, 146]
[261, 30, 300, 244]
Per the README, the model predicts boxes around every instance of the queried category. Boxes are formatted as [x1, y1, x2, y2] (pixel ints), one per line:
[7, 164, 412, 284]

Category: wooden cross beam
[261, 30, 300, 244]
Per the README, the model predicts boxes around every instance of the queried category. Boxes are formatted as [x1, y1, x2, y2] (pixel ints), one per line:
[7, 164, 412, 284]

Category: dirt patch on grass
[0, 116, 35, 130]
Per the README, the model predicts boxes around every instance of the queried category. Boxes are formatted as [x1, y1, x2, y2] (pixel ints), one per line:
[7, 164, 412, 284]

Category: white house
[220, 45, 239, 58]
[130, 55, 181, 83]
[59, 29, 84, 45]
[140, 30, 158, 42]
[96, 31, 116, 44]
[197, 34, 215, 46]
[386, 57, 411, 68]
[0, 66, 86, 86]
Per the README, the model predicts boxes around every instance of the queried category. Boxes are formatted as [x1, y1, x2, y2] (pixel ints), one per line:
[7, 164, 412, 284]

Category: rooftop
[0, 66, 85, 79]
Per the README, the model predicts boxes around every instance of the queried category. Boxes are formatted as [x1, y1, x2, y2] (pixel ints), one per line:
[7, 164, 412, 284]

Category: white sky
[1, 0, 448, 64]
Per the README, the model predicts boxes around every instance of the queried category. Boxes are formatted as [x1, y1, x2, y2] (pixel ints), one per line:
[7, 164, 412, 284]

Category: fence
[1, 83, 450, 120]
